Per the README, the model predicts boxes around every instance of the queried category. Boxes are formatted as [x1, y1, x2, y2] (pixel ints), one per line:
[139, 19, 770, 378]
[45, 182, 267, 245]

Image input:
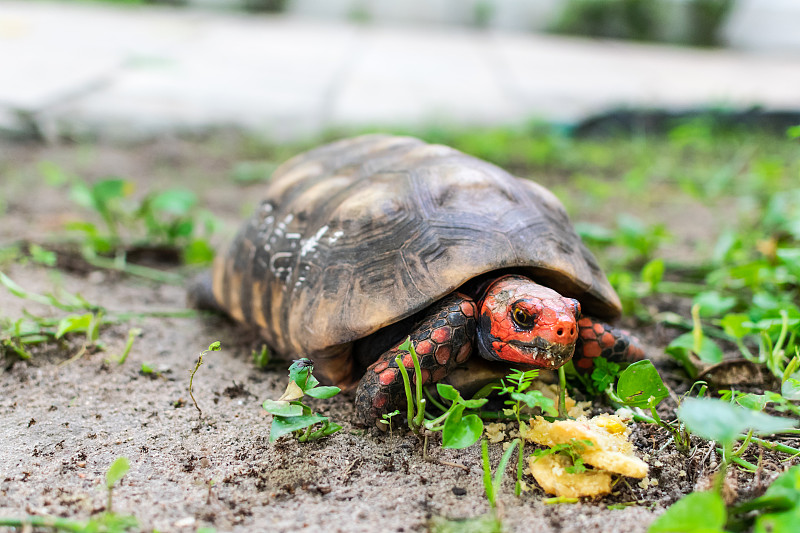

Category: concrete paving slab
[2, 1, 800, 141]
[330, 25, 517, 129]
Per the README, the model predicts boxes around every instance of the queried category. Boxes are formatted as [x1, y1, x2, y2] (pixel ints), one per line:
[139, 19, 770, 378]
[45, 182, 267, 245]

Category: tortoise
[190, 134, 644, 425]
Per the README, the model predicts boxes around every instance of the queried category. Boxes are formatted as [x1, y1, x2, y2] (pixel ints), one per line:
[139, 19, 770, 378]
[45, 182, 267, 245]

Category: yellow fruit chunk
[528, 454, 612, 498]
[527, 414, 649, 497]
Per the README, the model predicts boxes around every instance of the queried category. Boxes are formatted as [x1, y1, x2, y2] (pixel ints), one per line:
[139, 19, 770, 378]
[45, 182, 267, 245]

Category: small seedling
[189, 341, 221, 417]
[379, 409, 401, 438]
[493, 368, 556, 495]
[106, 456, 130, 513]
[113, 327, 141, 365]
[252, 344, 271, 368]
[262, 358, 342, 442]
[531, 439, 594, 474]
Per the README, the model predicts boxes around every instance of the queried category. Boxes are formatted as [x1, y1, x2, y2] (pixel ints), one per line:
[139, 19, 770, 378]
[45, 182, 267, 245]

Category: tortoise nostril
[557, 328, 564, 337]
[570, 327, 575, 336]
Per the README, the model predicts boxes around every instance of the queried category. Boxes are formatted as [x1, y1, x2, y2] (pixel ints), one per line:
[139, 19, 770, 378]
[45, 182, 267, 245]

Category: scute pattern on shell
[210, 134, 621, 386]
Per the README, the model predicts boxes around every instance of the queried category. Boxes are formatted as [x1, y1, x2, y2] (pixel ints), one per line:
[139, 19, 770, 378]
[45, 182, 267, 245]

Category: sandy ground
[0, 136, 794, 532]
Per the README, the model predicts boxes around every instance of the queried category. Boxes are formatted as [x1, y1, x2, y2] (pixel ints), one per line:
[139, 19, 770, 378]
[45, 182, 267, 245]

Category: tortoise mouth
[476, 327, 575, 369]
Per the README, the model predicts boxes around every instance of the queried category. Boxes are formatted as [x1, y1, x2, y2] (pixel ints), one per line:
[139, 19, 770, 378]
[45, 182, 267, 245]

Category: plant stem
[558, 366, 567, 419]
[395, 354, 417, 433]
[0, 516, 85, 532]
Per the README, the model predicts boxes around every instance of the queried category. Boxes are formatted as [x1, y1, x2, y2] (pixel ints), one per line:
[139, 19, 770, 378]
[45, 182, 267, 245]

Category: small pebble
[452, 487, 466, 496]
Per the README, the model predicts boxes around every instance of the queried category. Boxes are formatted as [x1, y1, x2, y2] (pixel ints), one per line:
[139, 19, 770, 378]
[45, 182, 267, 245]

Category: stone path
[2, 1, 800, 141]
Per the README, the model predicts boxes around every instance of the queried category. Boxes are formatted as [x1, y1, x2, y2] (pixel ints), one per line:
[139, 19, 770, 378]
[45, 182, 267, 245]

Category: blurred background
[2, 0, 800, 142]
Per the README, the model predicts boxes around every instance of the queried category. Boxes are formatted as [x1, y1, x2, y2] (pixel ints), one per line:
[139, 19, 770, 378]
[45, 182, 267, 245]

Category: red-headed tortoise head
[476, 275, 580, 368]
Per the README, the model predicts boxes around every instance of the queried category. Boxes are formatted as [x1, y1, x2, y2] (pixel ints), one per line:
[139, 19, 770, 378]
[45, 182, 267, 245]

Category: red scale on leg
[431, 326, 451, 344]
[435, 345, 451, 365]
[573, 316, 646, 373]
[379, 369, 397, 386]
[373, 361, 389, 373]
[416, 340, 434, 356]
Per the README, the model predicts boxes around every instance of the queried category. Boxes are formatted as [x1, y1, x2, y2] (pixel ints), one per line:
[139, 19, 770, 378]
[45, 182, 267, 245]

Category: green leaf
[442, 405, 484, 449]
[436, 383, 461, 402]
[510, 390, 556, 415]
[55, 313, 93, 339]
[617, 360, 669, 408]
[781, 378, 800, 401]
[735, 393, 768, 411]
[460, 397, 489, 410]
[641, 258, 665, 290]
[304, 386, 341, 399]
[719, 314, 751, 339]
[288, 359, 317, 390]
[693, 291, 736, 317]
[678, 397, 798, 445]
[590, 356, 621, 393]
[183, 239, 215, 265]
[262, 400, 304, 417]
[207, 341, 221, 352]
[150, 189, 197, 215]
[647, 491, 726, 533]
[666, 332, 723, 365]
[269, 414, 327, 442]
[28, 244, 57, 266]
[754, 466, 800, 533]
[105, 457, 130, 489]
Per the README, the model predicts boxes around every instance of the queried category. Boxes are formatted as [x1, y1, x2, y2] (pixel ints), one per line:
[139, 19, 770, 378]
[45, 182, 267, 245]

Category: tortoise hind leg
[355, 293, 477, 426]
[187, 271, 224, 313]
[572, 316, 645, 372]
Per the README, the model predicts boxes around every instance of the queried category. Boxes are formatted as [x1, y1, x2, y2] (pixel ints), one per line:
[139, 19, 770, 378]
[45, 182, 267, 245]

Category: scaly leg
[572, 316, 645, 372]
[355, 293, 477, 426]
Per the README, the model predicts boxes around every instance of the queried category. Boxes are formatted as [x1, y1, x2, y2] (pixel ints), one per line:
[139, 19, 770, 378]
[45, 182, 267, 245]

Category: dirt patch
[0, 136, 795, 533]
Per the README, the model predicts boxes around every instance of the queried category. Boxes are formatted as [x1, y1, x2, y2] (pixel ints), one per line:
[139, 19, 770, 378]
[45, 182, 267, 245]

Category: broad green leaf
[647, 491, 726, 533]
[510, 390, 556, 415]
[754, 466, 800, 533]
[150, 189, 197, 215]
[183, 239, 215, 265]
[442, 412, 483, 449]
[719, 314, 751, 339]
[29, 244, 56, 266]
[92, 178, 132, 206]
[436, 383, 461, 402]
[641, 258, 665, 289]
[262, 400, 303, 417]
[616, 360, 669, 408]
[666, 332, 723, 365]
[207, 341, 221, 352]
[735, 393, 768, 411]
[781, 378, 800, 401]
[693, 292, 736, 317]
[460, 397, 489, 410]
[678, 398, 798, 445]
[304, 386, 341, 399]
[55, 313, 93, 339]
[288, 359, 318, 391]
[269, 414, 327, 442]
[105, 457, 130, 489]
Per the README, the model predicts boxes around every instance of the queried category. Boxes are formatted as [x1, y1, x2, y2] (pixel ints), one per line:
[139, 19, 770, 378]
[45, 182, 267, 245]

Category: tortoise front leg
[572, 316, 645, 372]
[355, 293, 477, 426]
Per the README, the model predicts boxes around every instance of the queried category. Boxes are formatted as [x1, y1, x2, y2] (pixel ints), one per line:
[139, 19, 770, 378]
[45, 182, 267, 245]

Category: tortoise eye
[512, 307, 535, 329]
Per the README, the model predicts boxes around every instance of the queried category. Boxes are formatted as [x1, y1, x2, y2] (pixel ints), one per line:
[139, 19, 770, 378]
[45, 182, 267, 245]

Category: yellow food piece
[528, 454, 612, 498]
[526, 414, 649, 497]
[484, 422, 507, 444]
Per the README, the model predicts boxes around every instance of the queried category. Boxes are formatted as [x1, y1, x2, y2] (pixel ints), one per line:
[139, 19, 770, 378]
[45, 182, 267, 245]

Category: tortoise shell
[209, 134, 620, 386]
